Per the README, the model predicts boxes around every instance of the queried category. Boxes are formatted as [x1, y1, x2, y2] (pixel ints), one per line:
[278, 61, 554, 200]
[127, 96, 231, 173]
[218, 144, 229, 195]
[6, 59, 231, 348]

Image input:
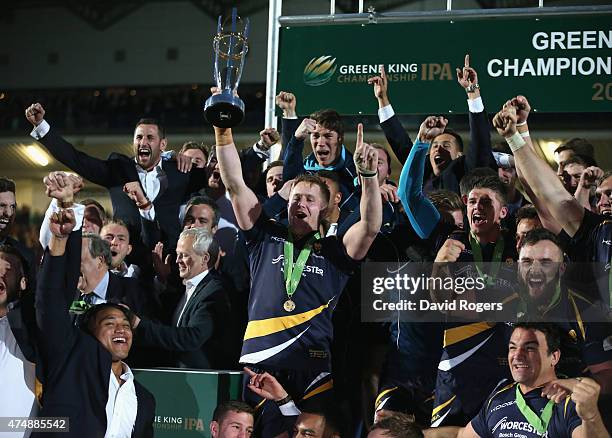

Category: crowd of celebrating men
[1, 54, 611, 438]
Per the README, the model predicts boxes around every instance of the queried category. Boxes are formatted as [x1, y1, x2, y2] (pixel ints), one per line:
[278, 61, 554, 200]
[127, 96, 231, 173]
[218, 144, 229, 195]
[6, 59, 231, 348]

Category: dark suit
[35, 243, 155, 438]
[135, 270, 230, 369]
[107, 273, 152, 317]
[36, 128, 207, 250]
[381, 110, 497, 194]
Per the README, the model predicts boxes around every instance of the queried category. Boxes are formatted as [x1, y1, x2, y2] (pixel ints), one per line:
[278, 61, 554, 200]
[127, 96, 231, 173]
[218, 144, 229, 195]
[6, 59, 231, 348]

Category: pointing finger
[465, 54, 470, 68]
[356, 123, 363, 149]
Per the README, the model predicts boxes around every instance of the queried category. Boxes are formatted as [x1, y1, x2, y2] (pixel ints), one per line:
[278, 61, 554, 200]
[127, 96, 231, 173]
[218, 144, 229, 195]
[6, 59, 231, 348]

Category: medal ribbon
[517, 283, 562, 319]
[469, 233, 505, 286]
[515, 385, 554, 435]
[283, 231, 320, 299]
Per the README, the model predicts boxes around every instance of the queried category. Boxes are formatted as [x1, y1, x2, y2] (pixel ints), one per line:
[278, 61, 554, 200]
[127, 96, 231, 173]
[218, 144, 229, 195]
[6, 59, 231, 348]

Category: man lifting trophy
[204, 8, 250, 128]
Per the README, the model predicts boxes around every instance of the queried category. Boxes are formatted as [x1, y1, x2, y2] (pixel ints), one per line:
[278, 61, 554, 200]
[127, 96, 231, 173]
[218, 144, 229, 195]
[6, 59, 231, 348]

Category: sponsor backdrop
[133, 369, 243, 437]
[277, 14, 612, 115]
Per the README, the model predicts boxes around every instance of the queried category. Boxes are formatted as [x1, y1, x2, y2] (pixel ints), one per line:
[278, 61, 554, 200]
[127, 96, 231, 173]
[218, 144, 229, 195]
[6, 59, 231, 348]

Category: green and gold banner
[133, 369, 243, 437]
[277, 14, 612, 114]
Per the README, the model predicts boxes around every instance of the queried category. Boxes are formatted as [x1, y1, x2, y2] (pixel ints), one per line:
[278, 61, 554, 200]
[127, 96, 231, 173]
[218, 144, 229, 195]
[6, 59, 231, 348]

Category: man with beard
[214, 120, 381, 437]
[26, 103, 207, 250]
[416, 130, 517, 427]
[0, 178, 35, 286]
[424, 323, 610, 438]
[492, 97, 612, 309]
[514, 229, 612, 393]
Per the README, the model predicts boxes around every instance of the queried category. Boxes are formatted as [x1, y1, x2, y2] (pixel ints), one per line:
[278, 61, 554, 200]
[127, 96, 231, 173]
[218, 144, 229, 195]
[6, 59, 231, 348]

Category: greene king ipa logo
[303, 56, 337, 86]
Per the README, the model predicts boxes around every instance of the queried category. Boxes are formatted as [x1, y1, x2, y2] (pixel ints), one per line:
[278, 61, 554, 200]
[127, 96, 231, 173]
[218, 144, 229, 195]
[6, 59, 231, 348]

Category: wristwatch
[466, 83, 480, 93]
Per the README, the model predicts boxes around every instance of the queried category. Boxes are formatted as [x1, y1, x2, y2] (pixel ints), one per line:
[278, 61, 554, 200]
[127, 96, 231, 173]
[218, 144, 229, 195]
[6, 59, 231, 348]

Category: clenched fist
[275, 91, 297, 118]
[258, 128, 281, 151]
[417, 116, 448, 143]
[49, 208, 76, 238]
[434, 238, 465, 263]
[294, 118, 316, 141]
[493, 106, 518, 138]
[25, 103, 45, 127]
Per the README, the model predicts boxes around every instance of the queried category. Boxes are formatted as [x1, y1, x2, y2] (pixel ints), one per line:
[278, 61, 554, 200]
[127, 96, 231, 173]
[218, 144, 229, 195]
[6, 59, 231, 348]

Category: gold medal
[283, 299, 296, 312]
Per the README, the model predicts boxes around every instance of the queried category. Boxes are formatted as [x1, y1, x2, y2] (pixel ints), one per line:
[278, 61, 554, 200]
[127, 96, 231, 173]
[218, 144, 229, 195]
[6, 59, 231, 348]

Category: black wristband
[359, 171, 378, 178]
[275, 395, 292, 406]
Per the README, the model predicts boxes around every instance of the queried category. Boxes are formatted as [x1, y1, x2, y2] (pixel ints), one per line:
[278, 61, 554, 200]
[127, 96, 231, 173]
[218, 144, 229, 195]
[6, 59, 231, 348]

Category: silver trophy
[204, 8, 250, 128]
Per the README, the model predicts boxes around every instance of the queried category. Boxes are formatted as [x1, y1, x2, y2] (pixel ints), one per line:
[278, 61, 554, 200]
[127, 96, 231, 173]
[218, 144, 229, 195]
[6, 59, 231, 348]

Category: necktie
[69, 293, 95, 326]
[82, 293, 95, 306]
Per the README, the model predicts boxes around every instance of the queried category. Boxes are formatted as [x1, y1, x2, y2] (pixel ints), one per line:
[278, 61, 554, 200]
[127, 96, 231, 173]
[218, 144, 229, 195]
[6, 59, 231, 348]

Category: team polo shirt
[514, 286, 612, 379]
[559, 209, 612, 307]
[240, 214, 357, 372]
[431, 229, 519, 426]
[471, 380, 581, 438]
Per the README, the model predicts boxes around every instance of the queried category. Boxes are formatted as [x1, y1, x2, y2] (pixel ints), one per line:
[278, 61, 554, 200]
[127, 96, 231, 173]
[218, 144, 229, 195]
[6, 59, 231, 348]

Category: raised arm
[36, 210, 77, 361]
[282, 118, 314, 182]
[574, 166, 604, 212]
[398, 116, 448, 239]
[493, 97, 585, 237]
[456, 55, 497, 171]
[276, 91, 300, 147]
[25, 103, 118, 188]
[342, 124, 382, 260]
[214, 126, 262, 231]
[368, 66, 414, 164]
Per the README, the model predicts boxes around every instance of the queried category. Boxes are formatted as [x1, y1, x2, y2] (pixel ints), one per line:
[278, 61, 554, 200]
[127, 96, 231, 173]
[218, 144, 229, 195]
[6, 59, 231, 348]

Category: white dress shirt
[175, 269, 209, 326]
[31, 120, 163, 221]
[0, 315, 38, 438]
[377, 97, 484, 125]
[135, 160, 166, 221]
[105, 362, 138, 438]
[39, 198, 85, 249]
